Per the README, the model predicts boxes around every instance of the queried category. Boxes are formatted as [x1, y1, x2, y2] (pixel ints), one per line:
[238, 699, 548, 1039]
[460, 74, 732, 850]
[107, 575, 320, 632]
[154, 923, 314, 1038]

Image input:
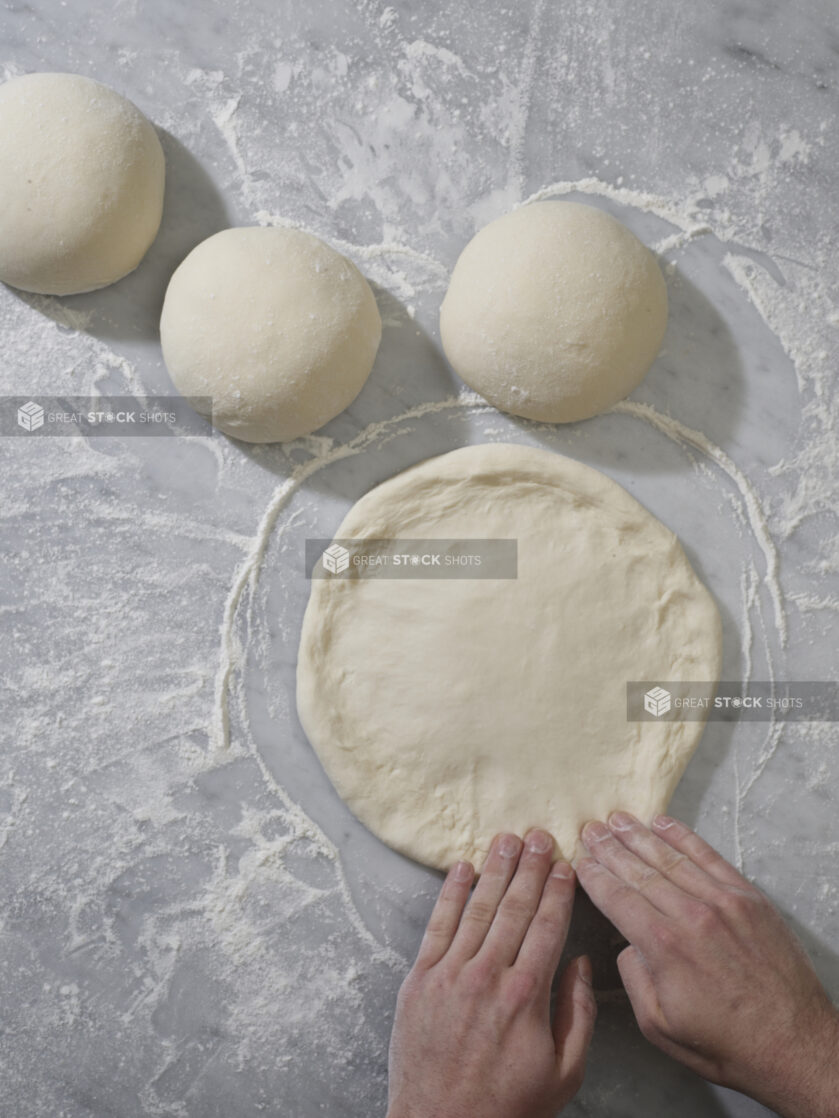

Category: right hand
[576, 812, 839, 1118]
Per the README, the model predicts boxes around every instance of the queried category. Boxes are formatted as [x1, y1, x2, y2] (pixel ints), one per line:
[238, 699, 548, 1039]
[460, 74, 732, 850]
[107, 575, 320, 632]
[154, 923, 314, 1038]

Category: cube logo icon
[17, 400, 44, 432]
[322, 543, 350, 574]
[644, 686, 671, 717]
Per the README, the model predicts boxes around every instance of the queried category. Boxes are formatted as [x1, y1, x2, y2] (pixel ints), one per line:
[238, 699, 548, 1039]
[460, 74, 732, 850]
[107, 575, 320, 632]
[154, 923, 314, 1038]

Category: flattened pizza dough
[297, 443, 721, 870]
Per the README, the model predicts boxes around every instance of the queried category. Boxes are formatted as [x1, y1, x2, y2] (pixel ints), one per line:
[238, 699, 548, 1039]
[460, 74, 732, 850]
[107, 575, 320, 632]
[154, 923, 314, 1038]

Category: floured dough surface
[0, 72, 164, 295]
[439, 201, 668, 423]
[297, 443, 721, 871]
[160, 226, 381, 443]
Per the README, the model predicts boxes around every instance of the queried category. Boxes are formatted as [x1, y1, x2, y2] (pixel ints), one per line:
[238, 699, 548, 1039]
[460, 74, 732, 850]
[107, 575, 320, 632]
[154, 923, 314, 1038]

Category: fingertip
[524, 828, 554, 855]
[608, 810, 638, 832]
[550, 859, 575, 881]
[449, 859, 474, 883]
[653, 814, 678, 831]
[495, 832, 523, 859]
[476, 832, 520, 875]
[581, 819, 610, 845]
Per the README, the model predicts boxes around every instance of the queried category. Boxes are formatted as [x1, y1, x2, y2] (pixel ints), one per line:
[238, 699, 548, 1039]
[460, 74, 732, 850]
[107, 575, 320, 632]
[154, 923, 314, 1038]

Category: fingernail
[577, 955, 593, 985]
[497, 833, 521, 858]
[525, 829, 552, 854]
[451, 860, 473, 882]
[609, 811, 636, 831]
[654, 815, 675, 829]
[582, 820, 610, 843]
[550, 860, 574, 879]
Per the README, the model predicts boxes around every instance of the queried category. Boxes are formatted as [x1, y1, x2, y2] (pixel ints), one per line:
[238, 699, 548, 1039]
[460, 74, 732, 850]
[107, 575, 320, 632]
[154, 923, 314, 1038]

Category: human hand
[577, 813, 839, 1118]
[387, 830, 596, 1118]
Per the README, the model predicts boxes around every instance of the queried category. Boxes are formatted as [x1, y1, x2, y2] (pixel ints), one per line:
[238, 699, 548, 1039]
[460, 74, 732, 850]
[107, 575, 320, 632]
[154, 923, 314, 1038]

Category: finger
[479, 829, 556, 968]
[618, 946, 682, 1061]
[414, 860, 475, 969]
[651, 815, 748, 889]
[576, 854, 667, 952]
[608, 811, 735, 904]
[581, 820, 689, 918]
[617, 945, 663, 1027]
[514, 859, 576, 985]
[553, 956, 597, 1090]
[449, 832, 522, 961]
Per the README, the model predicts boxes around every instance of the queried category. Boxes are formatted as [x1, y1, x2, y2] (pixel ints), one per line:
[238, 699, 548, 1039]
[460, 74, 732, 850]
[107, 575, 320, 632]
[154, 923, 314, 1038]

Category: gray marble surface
[1, 1, 838, 1115]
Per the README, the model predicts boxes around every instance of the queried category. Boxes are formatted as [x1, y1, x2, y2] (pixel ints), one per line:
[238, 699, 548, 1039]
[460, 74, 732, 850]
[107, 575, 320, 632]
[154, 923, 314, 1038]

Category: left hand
[386, 829, 597, 1118]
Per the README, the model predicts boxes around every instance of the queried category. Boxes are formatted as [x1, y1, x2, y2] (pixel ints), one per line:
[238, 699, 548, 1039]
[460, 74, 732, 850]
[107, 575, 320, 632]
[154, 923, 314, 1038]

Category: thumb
[617, 945, 667, 1044]
[553, 955, 597, 1089]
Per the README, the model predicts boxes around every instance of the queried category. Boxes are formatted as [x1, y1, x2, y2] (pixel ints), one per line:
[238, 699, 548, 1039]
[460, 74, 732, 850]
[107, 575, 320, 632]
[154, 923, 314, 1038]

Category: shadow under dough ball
[0, 72, 165, 295]
[439, 200, 668, 423]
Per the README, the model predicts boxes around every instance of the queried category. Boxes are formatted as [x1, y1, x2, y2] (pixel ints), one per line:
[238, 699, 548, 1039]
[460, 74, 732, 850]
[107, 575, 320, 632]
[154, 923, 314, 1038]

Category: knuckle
[660, 850, 687, 875]
[531, 907, 564, 938]
[403, 964, 447, 1008]
[636, 1009, 661, 1044]
[575, 855, 599, 877]
[462, 955, 494, 995]
[650, 921, 677, 953]
[685, 899, 718, 932]
[396, 970, 421, 1006]
[694, 845, 723, 872]
[430, 967, 451, 997]
[423, 914, 448, 939]
[721, 884, 764, 920]
[463, 898, 496, 927]
[505, 968, 539, 1009]
[431, 956, 457, 987]
[414, 934, 441, 969]
[501, 893, 537, 925]
[633, 865, 661, 893]
[420, 921, 447, 948]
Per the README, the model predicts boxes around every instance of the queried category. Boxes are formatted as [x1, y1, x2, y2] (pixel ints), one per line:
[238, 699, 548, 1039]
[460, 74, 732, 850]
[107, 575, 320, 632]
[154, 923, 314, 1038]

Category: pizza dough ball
[0, 72, 165, 295]
[440, 201, 668, 423]
[160, 227, 382, 443]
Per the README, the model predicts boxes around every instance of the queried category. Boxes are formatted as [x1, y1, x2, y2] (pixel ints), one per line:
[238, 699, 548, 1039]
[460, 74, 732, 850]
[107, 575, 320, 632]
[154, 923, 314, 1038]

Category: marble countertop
[2, 1, 838, 1115]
